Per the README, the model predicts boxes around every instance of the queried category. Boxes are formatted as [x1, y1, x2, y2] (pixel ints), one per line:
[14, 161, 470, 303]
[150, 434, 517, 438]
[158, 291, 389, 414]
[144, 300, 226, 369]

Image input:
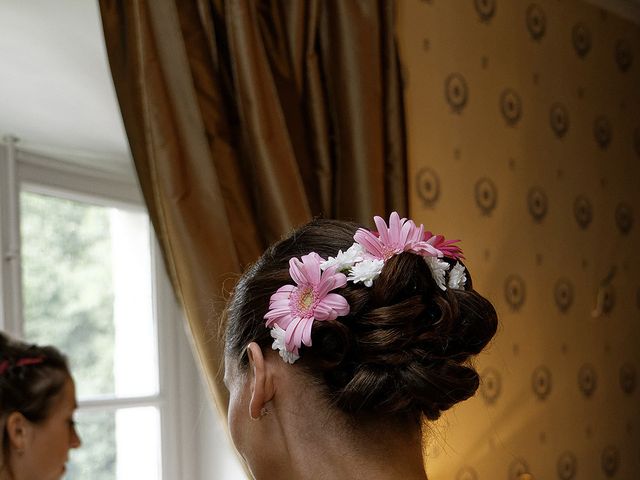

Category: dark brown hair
[225, 219, 498, 423]
[0, 332, 70, 472]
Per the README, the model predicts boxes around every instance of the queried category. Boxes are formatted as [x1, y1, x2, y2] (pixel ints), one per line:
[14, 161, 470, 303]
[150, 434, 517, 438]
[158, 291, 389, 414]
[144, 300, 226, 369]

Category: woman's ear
[246, 342, 275, 420]
[5, 412, 30, 453]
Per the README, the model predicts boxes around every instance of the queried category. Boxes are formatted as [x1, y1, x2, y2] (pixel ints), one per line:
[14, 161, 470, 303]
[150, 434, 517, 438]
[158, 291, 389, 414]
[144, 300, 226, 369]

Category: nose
[70, 426, 82, 449]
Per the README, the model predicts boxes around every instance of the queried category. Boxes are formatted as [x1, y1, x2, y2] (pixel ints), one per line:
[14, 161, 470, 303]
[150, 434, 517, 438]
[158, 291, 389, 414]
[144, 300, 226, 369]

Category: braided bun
[310, 252, 496, 420]
[225, 218, 498, 423]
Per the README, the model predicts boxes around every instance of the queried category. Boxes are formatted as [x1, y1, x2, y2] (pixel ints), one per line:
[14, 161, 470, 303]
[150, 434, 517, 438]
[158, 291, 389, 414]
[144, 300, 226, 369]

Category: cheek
[27, 425, 68, 472]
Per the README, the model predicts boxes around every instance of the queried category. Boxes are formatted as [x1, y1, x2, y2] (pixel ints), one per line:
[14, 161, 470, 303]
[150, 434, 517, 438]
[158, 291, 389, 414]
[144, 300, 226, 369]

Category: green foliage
[20, 191, 117, 478]
[67, 410, 117, 480]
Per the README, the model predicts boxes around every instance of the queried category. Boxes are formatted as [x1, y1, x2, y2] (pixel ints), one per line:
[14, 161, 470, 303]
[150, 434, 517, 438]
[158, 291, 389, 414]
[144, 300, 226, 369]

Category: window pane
[66, 406, 161, 480]
[20, 191, 158, 398]
[115, 406, 162, 479]
[65, 409, 116, 479]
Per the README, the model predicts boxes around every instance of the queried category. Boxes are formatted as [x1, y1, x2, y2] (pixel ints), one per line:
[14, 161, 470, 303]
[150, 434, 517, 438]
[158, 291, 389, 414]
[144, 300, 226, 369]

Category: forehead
[51, 376, 77, 412]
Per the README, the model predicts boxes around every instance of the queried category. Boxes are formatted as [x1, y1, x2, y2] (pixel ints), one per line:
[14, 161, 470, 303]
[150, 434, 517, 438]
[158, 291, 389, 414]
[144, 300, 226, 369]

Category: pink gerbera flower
[423, 231, 464, 260]
[354, 211, 440, 260]
[264, 252, 350, 354]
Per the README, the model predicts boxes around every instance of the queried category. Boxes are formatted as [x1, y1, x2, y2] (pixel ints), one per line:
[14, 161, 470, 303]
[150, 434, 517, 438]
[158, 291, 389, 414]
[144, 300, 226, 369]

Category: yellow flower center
[298, 288, 315, 310]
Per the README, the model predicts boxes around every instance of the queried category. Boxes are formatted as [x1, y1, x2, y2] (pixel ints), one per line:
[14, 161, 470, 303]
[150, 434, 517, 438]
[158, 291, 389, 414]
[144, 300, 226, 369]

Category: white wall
[173, 312, 247, 480]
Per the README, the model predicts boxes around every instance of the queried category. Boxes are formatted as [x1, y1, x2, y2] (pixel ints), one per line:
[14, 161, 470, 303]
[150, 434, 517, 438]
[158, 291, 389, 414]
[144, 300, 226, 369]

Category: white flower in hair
[270, 326, 300, 364]
[347, 258, 385, 287]
[448, 262, 467, 290]
[320, 243, 365, 272]
[424, 256, 450, 291]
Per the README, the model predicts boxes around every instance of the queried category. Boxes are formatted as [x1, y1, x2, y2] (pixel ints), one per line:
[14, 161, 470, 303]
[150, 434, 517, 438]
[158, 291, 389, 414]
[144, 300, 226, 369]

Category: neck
[258, 397, 427, 480]
[0, 466, 13, 480]
[289, 422, 427, 480]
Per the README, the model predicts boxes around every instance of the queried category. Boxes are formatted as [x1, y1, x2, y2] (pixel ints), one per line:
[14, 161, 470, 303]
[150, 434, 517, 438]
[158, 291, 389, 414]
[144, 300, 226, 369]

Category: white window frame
[0, 137, 185, 479]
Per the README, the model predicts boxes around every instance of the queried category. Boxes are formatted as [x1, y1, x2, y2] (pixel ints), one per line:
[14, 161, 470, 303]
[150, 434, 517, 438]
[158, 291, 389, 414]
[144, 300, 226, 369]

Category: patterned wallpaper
[397, 1, 639, 479]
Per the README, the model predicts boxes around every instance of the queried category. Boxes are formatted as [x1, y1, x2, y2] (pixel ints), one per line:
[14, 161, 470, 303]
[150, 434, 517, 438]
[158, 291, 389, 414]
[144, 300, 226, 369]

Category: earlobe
[246, 342, 274, 420]
[6, 412, 29, 453]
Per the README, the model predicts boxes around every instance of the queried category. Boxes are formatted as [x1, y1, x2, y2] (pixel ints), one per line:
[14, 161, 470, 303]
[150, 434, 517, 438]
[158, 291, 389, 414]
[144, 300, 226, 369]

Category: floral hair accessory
[263, 252, 350, 363]
[423, 231, 464, 260]
[264, 212, 465, 363]
[0, 356, 45, 375]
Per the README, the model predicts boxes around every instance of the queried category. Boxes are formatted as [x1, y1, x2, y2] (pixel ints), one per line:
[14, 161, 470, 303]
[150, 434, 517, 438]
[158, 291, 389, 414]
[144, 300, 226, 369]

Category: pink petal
[411, 224, 424, 243]
[269, 286, 295, 307]
[285, 317, 312, 351]
[446, 249, 464, 260]
[300, 253, 322, 284]
[410, 241, 442, 257]
[331, 271, 347, 289]
[269, 299, 291, 311]
[289, 257, 306, 285]
[319, 264, 338, 281]
[264, 306, 290, 319]
[301, 317, 314, 347]
[292, 320, 306, 348]
[314, 293, 350, 320]
[399, 219, 416, 248]
[389, 211, 401, 227]
[316, 269, 347, 298]
[265, 310, 293, 328]
[272, 284, 295, 299]
[354, 229, 384, 259]
[423, 231, 464, 259]
[426, 234, 443, 246]
[387, 211, 402, 245]
[284, 319, 298, 350]
[374, 215, 391, 245]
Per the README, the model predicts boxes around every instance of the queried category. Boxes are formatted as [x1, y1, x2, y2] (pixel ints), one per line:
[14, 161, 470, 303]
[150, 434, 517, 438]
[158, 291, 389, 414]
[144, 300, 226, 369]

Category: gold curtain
[99, 0, 407, 409]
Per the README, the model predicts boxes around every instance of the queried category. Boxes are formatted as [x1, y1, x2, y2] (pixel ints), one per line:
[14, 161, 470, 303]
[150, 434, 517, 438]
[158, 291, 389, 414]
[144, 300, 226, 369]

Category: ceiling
[0, 1, 638, 169]
[0, 0, 129, 166]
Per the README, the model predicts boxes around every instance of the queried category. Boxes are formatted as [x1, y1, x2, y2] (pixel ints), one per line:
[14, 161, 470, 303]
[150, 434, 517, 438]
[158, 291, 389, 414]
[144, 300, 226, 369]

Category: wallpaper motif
[399, 1, 639, 478]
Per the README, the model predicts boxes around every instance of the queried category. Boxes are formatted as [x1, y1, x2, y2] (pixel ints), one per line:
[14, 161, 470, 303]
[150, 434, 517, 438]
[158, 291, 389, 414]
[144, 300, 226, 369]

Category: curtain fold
[99, 0, 407, 410]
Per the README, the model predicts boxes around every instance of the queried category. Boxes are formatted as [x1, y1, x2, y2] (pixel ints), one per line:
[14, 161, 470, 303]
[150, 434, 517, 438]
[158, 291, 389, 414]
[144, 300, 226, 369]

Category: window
[1, 141, 247, 479]
[0, 143, 182, 479]
[21, 190, 163, 478]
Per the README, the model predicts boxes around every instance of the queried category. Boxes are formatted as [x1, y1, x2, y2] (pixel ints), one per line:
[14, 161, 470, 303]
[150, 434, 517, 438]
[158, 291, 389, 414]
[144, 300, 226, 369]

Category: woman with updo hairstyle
[0, 332, 81, 480]
[224, 213, 498, 480]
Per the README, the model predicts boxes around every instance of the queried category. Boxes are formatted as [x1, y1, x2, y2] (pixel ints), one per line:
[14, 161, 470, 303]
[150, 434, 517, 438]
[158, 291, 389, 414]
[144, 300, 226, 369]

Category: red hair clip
[0, 357, 45, 375]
